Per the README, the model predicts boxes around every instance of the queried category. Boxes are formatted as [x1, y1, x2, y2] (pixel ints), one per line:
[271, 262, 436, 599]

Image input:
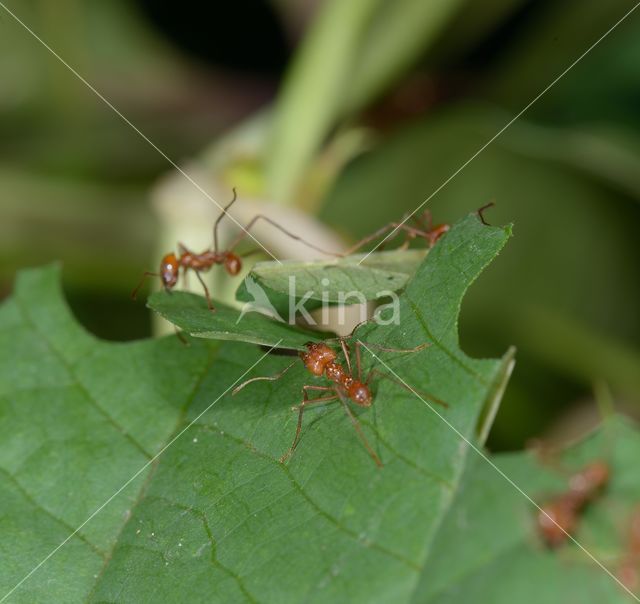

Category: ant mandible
[132, 188, 337, 311]
[233, 337, 448, 467]
[536, 460, 610, 548]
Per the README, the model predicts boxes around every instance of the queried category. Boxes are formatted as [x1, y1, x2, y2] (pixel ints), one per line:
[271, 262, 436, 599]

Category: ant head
[349, 381, 372, 407]
[428, 223, 450, 246]
[224, 252, 242, 276]
[160, 253, 179, 289]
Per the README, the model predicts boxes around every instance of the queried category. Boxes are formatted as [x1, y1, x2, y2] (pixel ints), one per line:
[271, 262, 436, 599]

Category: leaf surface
[414, 417, 640, 603]
[1, 214, 513, 603]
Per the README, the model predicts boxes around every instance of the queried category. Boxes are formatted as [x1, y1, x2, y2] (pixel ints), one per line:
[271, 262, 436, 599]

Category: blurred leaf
[414, 416, 640, 603]
[267, 0, 466, 203]
[267, 0, 379, 203]
[2, 214, 511, 601]
[428, 0, 529, 62]
[320, 104, 640, 446]
[484, 0, 639, 112]
[343, 0, 465, 113]
[505, 306, 640, 397]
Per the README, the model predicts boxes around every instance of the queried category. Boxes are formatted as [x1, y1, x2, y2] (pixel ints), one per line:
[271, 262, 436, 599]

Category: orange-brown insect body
[426, 223, 450, 246]
[133, 188, 342, 314]
[300, 343, 372, 407]
[537, 461, 610, 548]
[618, 508, 640, 591]
[159, 249, 242, 291]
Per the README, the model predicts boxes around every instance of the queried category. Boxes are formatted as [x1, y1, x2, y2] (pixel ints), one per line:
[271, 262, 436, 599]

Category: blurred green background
[1, 0, 639, 451]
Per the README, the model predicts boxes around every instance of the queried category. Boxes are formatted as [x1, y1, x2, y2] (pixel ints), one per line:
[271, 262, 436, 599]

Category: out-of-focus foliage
[1, 0, 640, 451]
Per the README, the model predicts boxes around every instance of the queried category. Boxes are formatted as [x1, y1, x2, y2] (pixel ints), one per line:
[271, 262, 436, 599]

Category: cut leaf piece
[148, 290, 320, 351]
[236, 248, 427, 306]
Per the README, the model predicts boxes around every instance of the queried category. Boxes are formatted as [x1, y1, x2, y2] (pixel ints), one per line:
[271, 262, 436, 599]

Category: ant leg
[355, 341, 362, 381]
[281, 386, 339, 464]
[339, 395, 382, 467]
[131, 272, 159, 300]
[476, 202, 495, 226]
[365, 368, 448, 408]
[232, 359, 298, 395]
[212, 187, 238, 253]
[227, 215, 339, 257]
[339, 338, 352, 374]
[410, 209, 432, 232]
[340, 222, 426, 256]
[173, 326, 190, 347]
[195, 271, 215, 312]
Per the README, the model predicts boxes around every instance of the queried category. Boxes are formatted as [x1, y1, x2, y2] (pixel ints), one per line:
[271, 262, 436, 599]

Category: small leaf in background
[414, 416, 640, 603]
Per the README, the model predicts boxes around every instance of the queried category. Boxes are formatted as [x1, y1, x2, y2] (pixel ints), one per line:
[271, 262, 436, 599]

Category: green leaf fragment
[148, 290, 319, 351]
[236, 249, 427, 306]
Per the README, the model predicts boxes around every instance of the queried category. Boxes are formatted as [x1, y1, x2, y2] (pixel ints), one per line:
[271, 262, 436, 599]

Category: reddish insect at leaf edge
[234, 337, 447, 467]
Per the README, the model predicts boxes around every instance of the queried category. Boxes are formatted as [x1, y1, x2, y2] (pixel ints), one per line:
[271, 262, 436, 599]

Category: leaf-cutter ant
[537, 461, 610, 548]
[234, 337, 448, 467]
[132, 188, 337, 310]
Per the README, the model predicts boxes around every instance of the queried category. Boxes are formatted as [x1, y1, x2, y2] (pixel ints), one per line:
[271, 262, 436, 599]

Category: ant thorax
[325, 362, 349, 385]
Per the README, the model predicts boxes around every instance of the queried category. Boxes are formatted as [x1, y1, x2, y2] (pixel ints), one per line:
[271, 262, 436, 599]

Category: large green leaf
[1, 213, 512, 602]
[0, 264, 217, 602]
[414, 416, 640, 603]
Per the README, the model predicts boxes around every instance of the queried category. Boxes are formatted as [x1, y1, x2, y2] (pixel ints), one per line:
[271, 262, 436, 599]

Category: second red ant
[341, 202, 494, 256]
[536, 461, 610, 548]
[233, 336, 448, 467]
[617, 506, 640, 592]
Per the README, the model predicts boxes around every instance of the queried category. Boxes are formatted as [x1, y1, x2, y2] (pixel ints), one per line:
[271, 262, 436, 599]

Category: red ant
[341, 209, 450, 256]
[340, 202, 493, 256]
[617, 506, 640, 592]
[537, 461, 610, 548]
[132, 188, 337, 310]
[233, 337, 448, 467]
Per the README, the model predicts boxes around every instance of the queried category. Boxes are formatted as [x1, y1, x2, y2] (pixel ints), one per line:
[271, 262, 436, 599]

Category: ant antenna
[232, 359, 297, 395]
[477, 202, 495, 226]
[131, 271, 160, 300]
[213, 187, 238, 253]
